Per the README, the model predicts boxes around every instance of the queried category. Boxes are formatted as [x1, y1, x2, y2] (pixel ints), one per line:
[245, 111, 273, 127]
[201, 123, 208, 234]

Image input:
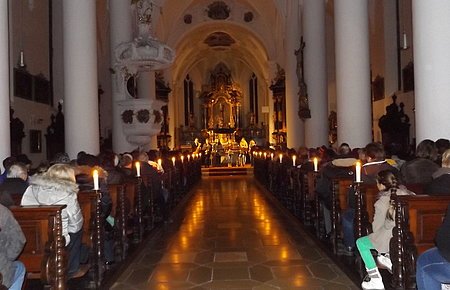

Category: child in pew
[416, 204, 450, 290]
[0, 203, 26, 290]
[21, 163, 85, 277]
[356, 169, 415, 290]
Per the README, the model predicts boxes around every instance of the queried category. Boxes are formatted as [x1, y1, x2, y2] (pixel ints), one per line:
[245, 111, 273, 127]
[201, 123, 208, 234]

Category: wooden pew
[107, 184, 128, 261]
[303, 171, 321, 236]
[11, 205, 67, 290]
[77, 190, 103, 287]
[123, 179, 144, 243]
[330, 177, 353, 253]
[390, 194, 450, 289]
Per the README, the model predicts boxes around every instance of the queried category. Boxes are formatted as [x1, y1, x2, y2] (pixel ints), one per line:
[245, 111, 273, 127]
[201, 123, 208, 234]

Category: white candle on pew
[356, 161, 361, 182]
[181, 155, 184, 163]
[158, 158, 162, 168]
[172, 156, 176, 167]
[313, 157, 318, 172]
[279, 154, 283, 164]
[292, 155, 296, 167]
[93, 169, 99, 190]
[271, 153, 274, 161]
[263, 152, 267, 159]
[135, 161, 141, 177]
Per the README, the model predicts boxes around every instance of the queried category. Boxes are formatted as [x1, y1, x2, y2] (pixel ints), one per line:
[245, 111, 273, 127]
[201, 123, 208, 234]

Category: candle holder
[135, 176, 144, 242]
[93, 188, 104, 283]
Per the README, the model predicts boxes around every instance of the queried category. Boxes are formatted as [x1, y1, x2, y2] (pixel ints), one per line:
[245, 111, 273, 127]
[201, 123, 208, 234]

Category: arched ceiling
[154, 0, 286, 84]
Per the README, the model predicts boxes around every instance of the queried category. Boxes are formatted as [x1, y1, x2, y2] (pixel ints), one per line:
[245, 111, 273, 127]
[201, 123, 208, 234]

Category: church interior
[1, 0, 450, 289]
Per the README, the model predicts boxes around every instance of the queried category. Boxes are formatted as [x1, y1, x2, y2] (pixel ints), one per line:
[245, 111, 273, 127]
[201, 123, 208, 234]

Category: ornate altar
[200, 62, 242, 132]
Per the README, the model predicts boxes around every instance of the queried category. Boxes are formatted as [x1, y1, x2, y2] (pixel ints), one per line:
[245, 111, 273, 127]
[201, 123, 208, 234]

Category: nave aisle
[110, 176, 358, 289]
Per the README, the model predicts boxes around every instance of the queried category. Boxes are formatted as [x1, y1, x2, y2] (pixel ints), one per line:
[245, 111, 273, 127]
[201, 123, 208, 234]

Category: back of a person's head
[377, 169, 399, 190]
[147, 150, 158, 162]
[2, 156, 16, 170]
[50, 152, 71, 165]
[436, 138, 450, 154]
[77, 153, 100, 167]
[7, 163, 28, 180]
[120, 153, 133, 168]
[338, 143, 351, 156]
[137, 152, 149, 162]
[415, 139, 437, 160]
[441, 149, 450, 168]
[365, 142, 385, 161]
[45, 163, 76, 183]
[16, 154, 31, 166]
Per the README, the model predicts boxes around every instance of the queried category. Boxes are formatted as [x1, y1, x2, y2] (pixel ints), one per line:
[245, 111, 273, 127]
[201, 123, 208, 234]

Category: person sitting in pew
[401, 139, 440, 184]
[341, 142, 398, 254]
[416, 204, 450, 290]
[425, 148, 450, 195]
[21, 164, 84, 277]
[0, 163, 28, 208]
[0, 203, 26, 290]
[356, 170, 415, 290]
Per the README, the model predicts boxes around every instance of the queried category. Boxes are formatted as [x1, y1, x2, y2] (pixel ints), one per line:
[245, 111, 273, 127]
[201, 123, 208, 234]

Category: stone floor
[109, 176, 359, 290]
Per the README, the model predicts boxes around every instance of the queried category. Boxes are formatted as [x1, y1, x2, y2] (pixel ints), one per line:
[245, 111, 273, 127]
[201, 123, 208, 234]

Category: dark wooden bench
[390, 194, 450, 289]
[11, 205, 67, 290]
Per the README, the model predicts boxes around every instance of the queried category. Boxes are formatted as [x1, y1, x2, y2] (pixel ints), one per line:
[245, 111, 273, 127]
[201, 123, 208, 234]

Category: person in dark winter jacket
[425, 148, 450, 195]
[0, 163, 28, 207]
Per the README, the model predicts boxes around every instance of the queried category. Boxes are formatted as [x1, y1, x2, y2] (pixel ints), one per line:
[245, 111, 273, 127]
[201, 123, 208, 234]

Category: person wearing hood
[21, 163, 83, 277]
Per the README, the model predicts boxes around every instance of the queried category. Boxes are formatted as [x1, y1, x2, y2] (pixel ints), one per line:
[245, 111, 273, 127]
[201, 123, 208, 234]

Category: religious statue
[295, 37, 311, 119]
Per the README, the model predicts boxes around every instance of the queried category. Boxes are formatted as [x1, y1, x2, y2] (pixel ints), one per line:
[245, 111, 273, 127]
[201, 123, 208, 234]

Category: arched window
[184, 75, 194, 126]
[249, 73, 258, 124]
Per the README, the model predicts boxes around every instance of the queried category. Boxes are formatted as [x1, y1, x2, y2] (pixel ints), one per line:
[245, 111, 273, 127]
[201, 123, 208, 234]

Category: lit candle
[313, 157, 318, 172]
[135, 162, 141, 177]
[292, 155, 296, 167]
[158, 158, 162, 168]
[199, 153, 202, 158]
[181, 155, 184, 163]
[271, 153, 274, 161]
[172, 156, 176, 167]
[356, 161, 361, 182]
[402, 32, 408, 50]
[279, 154, 283, 164]
[93, 169, 99, 190]
[187, 154, 191, 161]
[259, 152, 262, 158]
[263, 152, 267, 159]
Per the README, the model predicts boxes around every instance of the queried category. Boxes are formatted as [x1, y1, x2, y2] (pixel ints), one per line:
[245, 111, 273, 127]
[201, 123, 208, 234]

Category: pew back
[400, 194, 450, 254]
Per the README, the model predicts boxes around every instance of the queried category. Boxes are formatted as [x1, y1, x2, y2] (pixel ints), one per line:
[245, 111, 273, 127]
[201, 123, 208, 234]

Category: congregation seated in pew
[0, 163, 28, 208]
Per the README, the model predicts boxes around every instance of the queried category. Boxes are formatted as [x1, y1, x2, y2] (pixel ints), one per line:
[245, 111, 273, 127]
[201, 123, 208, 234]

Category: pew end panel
[11, 205, 67, 290]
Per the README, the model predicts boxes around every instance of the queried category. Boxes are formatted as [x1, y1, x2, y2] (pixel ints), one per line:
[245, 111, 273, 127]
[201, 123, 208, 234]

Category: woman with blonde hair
[21, 163, 83, 277]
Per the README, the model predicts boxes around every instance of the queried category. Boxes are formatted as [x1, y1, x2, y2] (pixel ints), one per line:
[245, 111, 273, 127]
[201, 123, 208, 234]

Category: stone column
[334, 0, 372, 148]
[137, 71, 158, 150]
[413, 0, 450, 141]
[0, 0, 10, 167]
[63, 0, 99, 158]
[285, 0, 304, 149]
[303, 0, 328, 148]
[110, 0, 133, 153]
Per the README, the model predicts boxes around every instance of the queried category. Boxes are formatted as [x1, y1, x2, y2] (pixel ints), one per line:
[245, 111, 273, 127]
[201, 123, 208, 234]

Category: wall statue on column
[10, 108, 25, 156]
[295, 37, 311, 120]
[45, 103, 65, 160]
